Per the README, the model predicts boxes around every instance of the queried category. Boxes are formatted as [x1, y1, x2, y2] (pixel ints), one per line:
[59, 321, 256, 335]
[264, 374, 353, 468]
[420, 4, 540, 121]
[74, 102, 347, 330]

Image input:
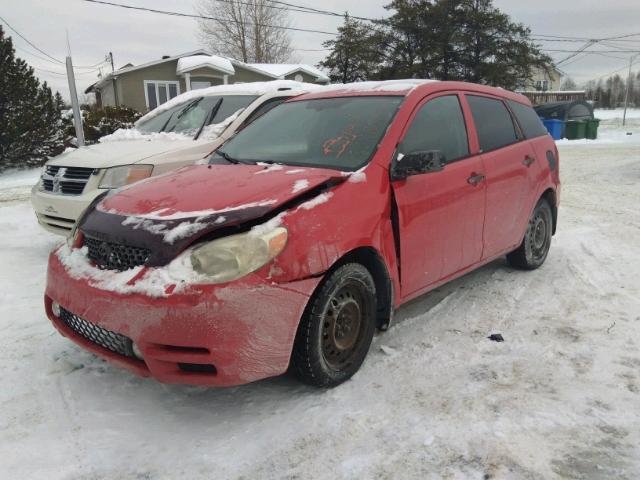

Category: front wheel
[290, 263, 377, 388]
[507, 199, 553, 270]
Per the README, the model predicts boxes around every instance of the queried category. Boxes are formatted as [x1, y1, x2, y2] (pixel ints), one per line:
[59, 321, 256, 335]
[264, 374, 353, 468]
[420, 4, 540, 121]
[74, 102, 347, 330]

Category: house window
[535, 80, 549, 92]
[190, 81, 212, 90]
[144, 80, 180, 110]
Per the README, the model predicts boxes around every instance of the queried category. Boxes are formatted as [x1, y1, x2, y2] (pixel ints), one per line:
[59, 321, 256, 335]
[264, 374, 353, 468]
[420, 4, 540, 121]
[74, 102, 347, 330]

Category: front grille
[41, 166, 94, 196]
[83, 234, 151, 271]
[60, 307, 135, 359]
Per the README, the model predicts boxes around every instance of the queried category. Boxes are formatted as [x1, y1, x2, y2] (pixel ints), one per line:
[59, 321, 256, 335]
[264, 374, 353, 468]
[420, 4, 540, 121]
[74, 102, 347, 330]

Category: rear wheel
[507, 199, 553, 270]
[291, 263, 376, 388]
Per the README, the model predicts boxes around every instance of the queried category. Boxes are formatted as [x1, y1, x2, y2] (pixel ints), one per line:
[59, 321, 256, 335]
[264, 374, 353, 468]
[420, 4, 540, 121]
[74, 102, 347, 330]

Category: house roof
[176, 55, 235, 76]
[246, 63, 329, 82]
[88, 50, 330, 92]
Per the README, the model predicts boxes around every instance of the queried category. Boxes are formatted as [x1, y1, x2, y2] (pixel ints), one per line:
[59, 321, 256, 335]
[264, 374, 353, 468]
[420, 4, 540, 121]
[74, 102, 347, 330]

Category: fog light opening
[51, 302, 61, 318]
[132, 342, 144, 361]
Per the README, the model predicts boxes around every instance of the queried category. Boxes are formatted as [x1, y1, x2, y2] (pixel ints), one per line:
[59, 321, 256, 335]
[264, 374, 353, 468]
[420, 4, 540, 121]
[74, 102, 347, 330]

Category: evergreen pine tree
[0, 25, 65, 171]
[321, 0, 552, 89]
[318, 15, 383, 83]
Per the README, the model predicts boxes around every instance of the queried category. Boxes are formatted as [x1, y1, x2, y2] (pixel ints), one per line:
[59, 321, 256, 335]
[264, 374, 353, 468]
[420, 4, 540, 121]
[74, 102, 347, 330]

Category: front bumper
[45, 249, 321, 386]
[31, 186, 104, 235]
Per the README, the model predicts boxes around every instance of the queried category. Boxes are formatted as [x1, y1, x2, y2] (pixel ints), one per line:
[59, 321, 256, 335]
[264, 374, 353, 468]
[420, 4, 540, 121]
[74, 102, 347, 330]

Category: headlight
[190, 227, 288, 284]
[99, 164, 153, 189]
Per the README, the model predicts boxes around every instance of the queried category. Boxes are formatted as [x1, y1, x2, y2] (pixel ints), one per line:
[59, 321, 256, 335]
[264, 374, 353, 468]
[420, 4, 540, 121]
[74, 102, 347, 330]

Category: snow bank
[594, 108, 640, 120]
[0, 167, 41, 189]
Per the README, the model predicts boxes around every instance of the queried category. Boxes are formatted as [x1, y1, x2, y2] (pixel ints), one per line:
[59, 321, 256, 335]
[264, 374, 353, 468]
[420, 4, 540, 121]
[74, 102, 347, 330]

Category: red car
[45, 80, 560, 388]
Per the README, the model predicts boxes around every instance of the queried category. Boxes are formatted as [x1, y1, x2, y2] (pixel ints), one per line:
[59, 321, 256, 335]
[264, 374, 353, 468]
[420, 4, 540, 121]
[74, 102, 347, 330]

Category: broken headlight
[190, 227, 287, 284]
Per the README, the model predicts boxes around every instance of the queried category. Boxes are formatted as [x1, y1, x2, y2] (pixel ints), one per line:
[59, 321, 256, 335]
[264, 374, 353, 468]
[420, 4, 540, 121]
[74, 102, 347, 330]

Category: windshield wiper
[216, 150, 250, 165]
[194, 97, 223, 141]
[161, 98, 203, 133]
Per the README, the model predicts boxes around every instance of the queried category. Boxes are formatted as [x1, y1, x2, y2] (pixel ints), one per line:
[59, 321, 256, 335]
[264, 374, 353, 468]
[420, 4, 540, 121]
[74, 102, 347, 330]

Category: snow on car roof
[302, 79, 438, 97]
[136, 80, 321, 125]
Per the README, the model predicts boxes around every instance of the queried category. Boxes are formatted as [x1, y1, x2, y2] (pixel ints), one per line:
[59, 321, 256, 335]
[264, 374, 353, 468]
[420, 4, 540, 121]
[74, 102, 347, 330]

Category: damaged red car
[45, 80, 560, 387]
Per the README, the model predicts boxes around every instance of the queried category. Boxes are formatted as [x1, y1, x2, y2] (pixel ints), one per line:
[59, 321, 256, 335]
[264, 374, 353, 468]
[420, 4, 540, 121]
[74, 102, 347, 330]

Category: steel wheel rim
[321, 284, 365, 370]
[528, 210, 550, 262]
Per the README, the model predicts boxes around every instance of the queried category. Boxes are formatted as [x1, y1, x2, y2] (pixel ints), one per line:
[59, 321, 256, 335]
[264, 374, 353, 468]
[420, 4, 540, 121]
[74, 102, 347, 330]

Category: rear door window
[508, 100, 548, 139]
[400, 95, 469, 164]
[466, 95, 519, 152]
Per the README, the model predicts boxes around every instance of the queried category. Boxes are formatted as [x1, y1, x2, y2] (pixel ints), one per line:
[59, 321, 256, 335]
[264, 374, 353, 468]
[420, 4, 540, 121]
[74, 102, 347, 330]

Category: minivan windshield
[136, 95, 258, 137]
[209, 96, 404, 170]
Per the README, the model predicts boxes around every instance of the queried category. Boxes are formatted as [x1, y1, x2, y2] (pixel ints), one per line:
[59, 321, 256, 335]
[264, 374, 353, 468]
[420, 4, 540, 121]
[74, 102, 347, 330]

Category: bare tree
[196, 0, 293, 63]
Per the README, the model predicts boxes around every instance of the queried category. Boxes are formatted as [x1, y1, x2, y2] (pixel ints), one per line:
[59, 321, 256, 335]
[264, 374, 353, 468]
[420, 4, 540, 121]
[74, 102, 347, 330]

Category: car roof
[294, 80, 532, 106]
[137, 80, 321, 125]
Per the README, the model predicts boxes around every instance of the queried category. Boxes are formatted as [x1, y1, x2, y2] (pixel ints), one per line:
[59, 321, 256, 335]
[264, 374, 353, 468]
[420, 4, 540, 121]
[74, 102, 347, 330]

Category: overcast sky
[2, 0, 639, 100]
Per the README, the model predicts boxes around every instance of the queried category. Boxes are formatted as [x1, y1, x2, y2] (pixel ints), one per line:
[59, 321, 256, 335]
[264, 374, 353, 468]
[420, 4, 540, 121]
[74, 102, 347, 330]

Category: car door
[391, 93, 486, 298]
[464, 94, 537, 259]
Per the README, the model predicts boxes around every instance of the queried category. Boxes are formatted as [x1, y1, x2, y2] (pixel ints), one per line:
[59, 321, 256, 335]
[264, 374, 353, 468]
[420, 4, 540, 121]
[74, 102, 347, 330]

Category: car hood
[81, 163, 344, 266]
[46, 138, 200, 169]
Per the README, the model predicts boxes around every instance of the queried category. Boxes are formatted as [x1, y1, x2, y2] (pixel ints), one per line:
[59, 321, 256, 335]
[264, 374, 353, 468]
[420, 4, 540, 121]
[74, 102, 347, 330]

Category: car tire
[507, 198, 553, 270]
[290, 263, 377, 388]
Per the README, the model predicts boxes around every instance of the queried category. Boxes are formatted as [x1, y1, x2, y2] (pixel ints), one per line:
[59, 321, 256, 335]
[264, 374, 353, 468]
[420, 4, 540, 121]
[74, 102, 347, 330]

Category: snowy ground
[1, 113, 640, 479]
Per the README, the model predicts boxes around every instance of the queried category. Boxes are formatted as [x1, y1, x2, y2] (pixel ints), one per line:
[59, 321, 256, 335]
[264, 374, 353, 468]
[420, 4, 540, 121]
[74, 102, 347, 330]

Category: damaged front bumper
[45, 247, 320, 386]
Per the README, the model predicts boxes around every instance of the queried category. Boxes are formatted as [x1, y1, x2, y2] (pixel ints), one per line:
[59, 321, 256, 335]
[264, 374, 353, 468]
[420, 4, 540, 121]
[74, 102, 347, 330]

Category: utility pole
[108, 51, 119, 107]
[623, 53, 638, 127]
[65, 31, 85, 146]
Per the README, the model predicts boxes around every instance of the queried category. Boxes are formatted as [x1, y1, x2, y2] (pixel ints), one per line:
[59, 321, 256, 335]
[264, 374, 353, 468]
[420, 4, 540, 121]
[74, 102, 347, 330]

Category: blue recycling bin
[542, 119, 564, 140]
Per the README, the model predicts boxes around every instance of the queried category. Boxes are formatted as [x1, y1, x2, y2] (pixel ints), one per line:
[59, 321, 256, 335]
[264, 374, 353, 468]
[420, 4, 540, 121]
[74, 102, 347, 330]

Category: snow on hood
[97, 163, 343, 220]
[99, 129, 192, 143]
[45, 137, 198, 169]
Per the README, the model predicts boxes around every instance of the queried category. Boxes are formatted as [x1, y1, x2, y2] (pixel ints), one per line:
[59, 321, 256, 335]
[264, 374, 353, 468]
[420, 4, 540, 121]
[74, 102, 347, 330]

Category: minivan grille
[41, 166, 94, 196]
[83, 234, 151, 271]
[60, 307, 135, 359]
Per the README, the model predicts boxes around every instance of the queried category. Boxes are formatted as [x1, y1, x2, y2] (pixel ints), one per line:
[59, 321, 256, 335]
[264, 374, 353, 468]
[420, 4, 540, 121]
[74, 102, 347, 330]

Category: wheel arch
[541, 188, 558, 235]
[327, 246, 394, 331]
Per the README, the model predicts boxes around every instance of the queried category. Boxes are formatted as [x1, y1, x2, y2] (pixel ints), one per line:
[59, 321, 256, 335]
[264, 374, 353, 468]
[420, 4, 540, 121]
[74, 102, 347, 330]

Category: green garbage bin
[585, 118, 600, 140]
[565, 120, 587, 140]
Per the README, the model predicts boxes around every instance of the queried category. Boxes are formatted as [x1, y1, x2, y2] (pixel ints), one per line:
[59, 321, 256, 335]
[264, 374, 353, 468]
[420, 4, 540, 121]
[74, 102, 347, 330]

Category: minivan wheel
[291, 263, 377, 388]
[507, 199, 553, 270]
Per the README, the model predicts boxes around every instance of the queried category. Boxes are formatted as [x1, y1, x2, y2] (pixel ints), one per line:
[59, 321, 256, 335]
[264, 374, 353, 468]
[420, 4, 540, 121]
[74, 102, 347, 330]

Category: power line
[0, 14, 64, 64]
[1, 15, 109, 70]
[82, 0, 339, 36]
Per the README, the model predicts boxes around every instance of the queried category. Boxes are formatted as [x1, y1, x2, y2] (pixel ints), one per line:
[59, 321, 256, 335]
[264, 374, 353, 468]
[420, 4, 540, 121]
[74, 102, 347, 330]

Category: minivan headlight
[190, 227, 287, 284]
[99, 164, 153, 189]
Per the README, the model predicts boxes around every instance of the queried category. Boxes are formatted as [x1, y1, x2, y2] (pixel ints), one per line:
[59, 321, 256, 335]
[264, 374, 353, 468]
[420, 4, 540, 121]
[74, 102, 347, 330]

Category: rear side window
[242, 97, 290, 126]
[508, 100, 548, 139]
[400, 95, 469, 164]
[467, 95, 519, 152]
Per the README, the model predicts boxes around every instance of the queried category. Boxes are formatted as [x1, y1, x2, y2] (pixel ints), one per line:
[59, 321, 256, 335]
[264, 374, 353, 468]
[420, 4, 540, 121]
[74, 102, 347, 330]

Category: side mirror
[390, 150, 445, 181]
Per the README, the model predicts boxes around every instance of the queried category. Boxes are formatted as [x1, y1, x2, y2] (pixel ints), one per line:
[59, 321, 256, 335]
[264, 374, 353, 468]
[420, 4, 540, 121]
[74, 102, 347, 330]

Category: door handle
[467, 173, 485, 186]
[523, 155, 536, 167]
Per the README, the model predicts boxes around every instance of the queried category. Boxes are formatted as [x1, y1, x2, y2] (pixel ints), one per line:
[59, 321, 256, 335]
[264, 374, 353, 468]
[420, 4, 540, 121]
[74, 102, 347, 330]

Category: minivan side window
[507, 100, 548, 139]
[467, 95, 519, 152]
[242, 97, 290, 127]
[400, 95, 469, 164]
